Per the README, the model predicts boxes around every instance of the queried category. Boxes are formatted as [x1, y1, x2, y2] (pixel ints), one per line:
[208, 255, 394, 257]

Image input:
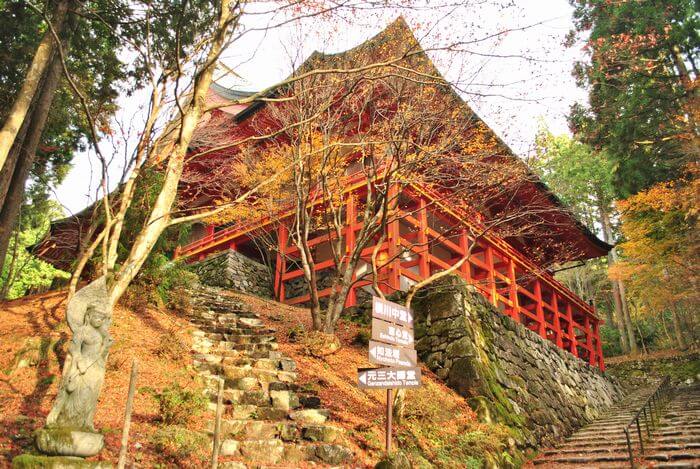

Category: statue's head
[85, 305, 108, 328]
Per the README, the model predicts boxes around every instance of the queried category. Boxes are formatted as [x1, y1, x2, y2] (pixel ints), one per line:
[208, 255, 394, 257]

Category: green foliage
[569, 0, 699, 196]
[532, 127, 616, 231]
[0, 194, 69, 299]
[600, 324, 623, 357]
[143, 383, 207, 426]
[150, 425, 208, 462]
[121, 252, 198, 313]
[352, 328, 370, 346]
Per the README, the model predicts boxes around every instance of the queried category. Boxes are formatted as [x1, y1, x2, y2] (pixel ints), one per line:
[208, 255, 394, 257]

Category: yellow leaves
[611, 164, 699, 310]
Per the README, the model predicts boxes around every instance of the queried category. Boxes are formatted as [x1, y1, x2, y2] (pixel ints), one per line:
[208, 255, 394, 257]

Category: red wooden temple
[34, 18, 611, 370]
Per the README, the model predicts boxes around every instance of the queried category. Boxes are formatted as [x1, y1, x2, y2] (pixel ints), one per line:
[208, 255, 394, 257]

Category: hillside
[0, 289, 207, 467]
[0, 288, 515, 468]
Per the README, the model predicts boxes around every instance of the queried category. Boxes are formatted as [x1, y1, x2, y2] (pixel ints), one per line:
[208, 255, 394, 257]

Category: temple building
[33, 18, 611, 370]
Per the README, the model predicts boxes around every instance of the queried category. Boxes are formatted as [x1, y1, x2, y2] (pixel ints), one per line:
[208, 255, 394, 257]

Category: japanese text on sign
[371, 318, 414, 347]
[368, 340, 417, 368]
[372, 297, 413, 328]
[357, 367, 422, 389]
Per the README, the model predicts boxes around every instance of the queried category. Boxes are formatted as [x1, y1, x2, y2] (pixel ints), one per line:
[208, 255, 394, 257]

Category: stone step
[215, 439, 353, 465]
[651, 462, 700, 469]
[208, 419, 345, 444]
[219, 349, 283, 360]
[185, 286, 355, 466]
[199, 332, 276, 345]
[533, 452, 630, 464]
[645, 450, 700, 462]
[225, 342, 279, 353]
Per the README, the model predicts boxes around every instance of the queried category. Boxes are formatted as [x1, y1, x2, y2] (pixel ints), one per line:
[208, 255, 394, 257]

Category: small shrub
[121, 283, 161, 314]
[300, 331, 341, 357]
[287, 324, 305, 343]
[352, 328, 370, 347]
[167, 285, 194, 316]
[151, 425, 208, 461]
[155, 329, 189, 361]
[144, 383, 207, 425]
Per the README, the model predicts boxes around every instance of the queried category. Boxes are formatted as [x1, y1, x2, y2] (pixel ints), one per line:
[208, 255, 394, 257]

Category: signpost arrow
[357, 367, 422, 389]
[368, 340, 417, 368]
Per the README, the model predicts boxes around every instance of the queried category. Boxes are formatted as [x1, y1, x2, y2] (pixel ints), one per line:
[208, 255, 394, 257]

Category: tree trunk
[0, 109, 32, 208]
[670, 303, 687, 349]
[40, 1, 234, 460]
[598, 204, 634, 353]
[617, 278, 638, 353]
[0, 51, 64, 275]
[0, 0, 70, 172]
[1, 222, 21, 299]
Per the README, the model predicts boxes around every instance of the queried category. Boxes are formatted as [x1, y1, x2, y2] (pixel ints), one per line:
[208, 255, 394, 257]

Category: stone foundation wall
[412, 275, 621, 450]
[189, 250, 272, 298]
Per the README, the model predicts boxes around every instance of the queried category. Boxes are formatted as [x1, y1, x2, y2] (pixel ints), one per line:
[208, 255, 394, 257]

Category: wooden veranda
[176, 180, 605, 371]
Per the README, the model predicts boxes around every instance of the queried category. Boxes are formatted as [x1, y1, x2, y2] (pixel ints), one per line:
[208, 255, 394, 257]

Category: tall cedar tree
[568, 0, 699, 197]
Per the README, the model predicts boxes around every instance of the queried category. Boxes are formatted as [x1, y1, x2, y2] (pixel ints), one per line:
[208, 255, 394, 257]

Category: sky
[53, 0, 589, 216]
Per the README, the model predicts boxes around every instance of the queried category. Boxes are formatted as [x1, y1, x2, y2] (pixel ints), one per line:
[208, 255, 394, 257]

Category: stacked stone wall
[412, 276, 621, 450]
[189, 250, 273, 298]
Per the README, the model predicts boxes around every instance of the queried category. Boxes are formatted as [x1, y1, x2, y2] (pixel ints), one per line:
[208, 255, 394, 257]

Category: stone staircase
[641, 382, 700, 468]
[187, 285, 355, 467]
[533, 382, 700, 468]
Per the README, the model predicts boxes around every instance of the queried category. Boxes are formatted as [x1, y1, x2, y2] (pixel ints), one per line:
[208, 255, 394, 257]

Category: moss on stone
[12, 454, 111, 469]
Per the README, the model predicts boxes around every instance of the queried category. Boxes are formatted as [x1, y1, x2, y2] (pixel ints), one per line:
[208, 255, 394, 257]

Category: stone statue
[35, 277, 112, 459]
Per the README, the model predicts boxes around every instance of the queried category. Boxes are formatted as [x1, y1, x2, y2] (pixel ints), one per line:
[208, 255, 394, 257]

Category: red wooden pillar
[418, 197, 430, 279]
[485, 245, 497, 306]
[584, 314, 595, 366]
[459, 230, 471, 282]
[551, 292, 564, 348]
[346, 194, 357, 307]
[386, 184, 401, 292]
[566, 303, 579, 358]
[173, 245, 181, 259]
[507, 260, 520, 321]
[206, 224, 215, 239]
[533, 279, 546, 339]
[274, 224, 288, 302]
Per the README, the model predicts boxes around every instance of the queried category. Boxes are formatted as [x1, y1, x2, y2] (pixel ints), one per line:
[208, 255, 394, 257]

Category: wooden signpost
[358, 297, 421, 456]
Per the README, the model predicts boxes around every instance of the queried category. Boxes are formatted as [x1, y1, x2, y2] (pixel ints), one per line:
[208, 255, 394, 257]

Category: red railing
[177, 182, 605, 370]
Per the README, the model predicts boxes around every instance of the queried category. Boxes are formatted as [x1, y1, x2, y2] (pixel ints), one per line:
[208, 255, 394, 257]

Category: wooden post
[274, 224, 288, 301]
[485, 245, 497, 306]
[533, 279, 546, 339]
[566, 304, 579, 358]
[346, 194, 358, 307]
[459, 229, 471, 282]
[551, 292, 564, 348]
[508, 260, 520, 321]
[117, 359, 139, 469]
[584, 314, 594, 365]
[386, 184, 401, 292]
[418, 197, 430, 279]
[211, 378, 224, 469]
[386, 389, 393, 455]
